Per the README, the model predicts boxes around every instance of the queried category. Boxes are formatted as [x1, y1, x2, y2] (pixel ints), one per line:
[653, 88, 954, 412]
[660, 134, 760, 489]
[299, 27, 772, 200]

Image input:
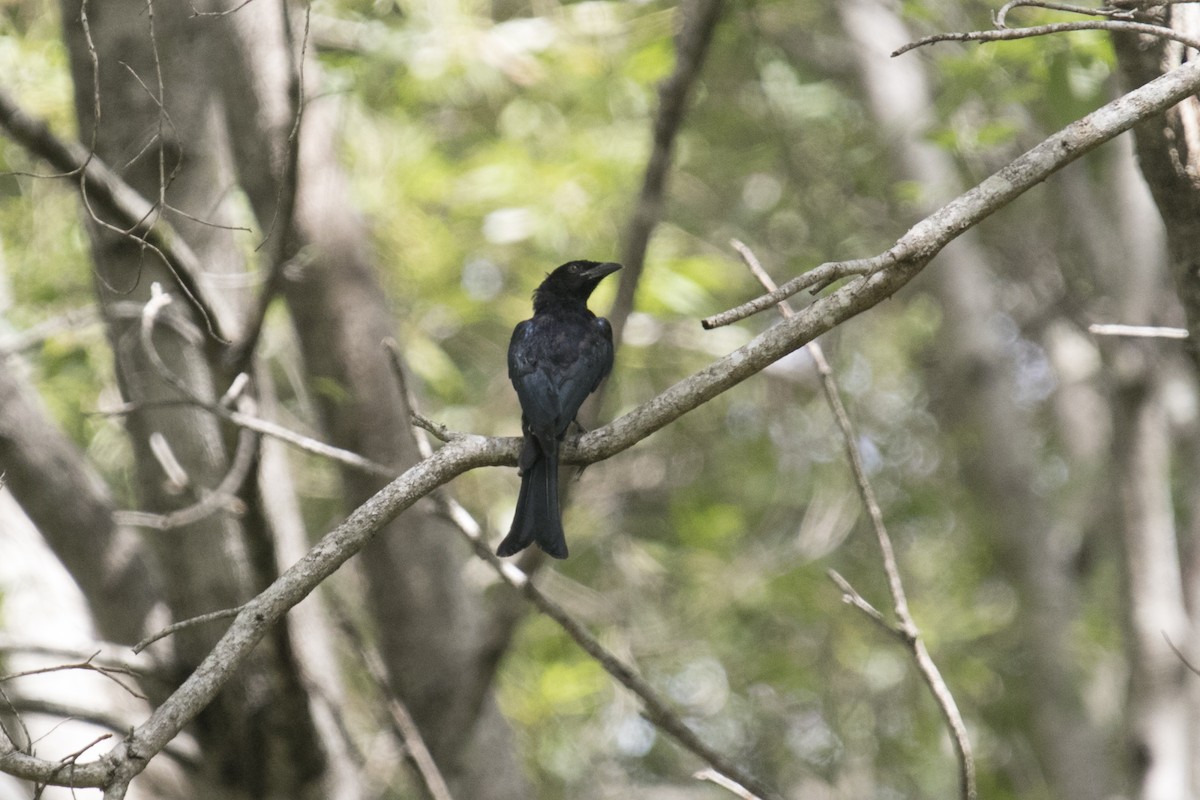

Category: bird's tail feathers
[497, 445, 567, 559]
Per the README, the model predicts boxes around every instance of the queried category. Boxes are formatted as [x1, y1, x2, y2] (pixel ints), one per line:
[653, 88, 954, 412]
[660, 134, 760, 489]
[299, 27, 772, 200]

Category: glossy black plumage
[497, 260, 620, 559]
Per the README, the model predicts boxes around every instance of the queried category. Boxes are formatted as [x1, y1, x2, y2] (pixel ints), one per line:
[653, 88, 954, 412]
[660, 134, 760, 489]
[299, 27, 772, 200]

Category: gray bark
[1108, 346, 1192, 800]
[1113, 8, 1200, 370]
[57, 1, 329, 796]
[202, 1, 529, 796]
[1111, 9, 1200, 797]
[0, 356, 159, 646]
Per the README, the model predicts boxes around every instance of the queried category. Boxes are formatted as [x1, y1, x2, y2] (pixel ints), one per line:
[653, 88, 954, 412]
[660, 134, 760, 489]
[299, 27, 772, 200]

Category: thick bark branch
[0, 360, 160, 645]
[1112, 9, 1200, 368]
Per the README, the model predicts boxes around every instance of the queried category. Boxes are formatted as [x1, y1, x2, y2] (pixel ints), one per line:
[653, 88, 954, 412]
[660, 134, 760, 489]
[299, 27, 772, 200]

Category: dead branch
[736, 240, 975, 800]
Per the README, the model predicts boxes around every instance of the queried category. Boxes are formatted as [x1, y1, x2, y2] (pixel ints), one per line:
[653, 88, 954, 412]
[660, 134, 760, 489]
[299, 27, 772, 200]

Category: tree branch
[704, 50, 1200, 330]
[224, 3, 312, 376]
[609, 0, 725, 348]
[0, 87, 233, 340]
[894, 19, 1200, 56]
[736, 240, 976, 800]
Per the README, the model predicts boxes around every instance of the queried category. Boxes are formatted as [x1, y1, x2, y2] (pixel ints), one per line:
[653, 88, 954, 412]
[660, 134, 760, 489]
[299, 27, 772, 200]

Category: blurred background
[0, 0, 1195, 798]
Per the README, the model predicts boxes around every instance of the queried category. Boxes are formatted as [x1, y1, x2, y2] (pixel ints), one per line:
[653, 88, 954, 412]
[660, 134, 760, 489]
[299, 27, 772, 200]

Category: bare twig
[996, 0, 1142, 23]
[101, 393, 393, 478]
[0, 638, 149, 676]
[737, 241, 976, 800]
[106, 288, 260, 531]
[0, 88, 234, 340]
[48, 733, 114, 799]
[827, 569, 900, 639]
[410, 412, 459, 443]
[327, 599, 454, 800]
[1089, 323, 1189, 338]
[140, 283, 395, 478]
[189, 0, 257, 18]
[450, 512, 781, 800]
[133, 607, 243, 655]
[8, 699, 196, 768]
[700, 258, 878, 329]
[895, 20, 1200, 57]
[1164, 631, 1200, 676]
[0, 684, 32, 753]
[0, 656, 145, 701]
[114, 427, 255, 530]
[694, 767, 762, 799]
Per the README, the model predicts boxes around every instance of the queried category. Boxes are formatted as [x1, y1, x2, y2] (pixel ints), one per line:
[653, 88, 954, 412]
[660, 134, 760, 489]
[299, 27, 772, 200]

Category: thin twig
[0, 684, 31, 753]
[0, 656, 145, 701]
[827, 569, 902, 640]
[0, 637, 149, 676]
[996, 0, 1140, 25]
[895, 19, 1200, 57]
[735, 240, 976, 800]
[1088, 323, 1189, 338]
[133, 607, 243, 654]
[0, 87, 232, 340]
[1164, 631, 1200, 675]
[189, 0, 257, 18]
[326, 598, 454, 800]
[452, 515, 782, 800]
[700, 258, 878, 329]
[49, 733, 113, 800]
[141, 282, 393, 477]
[108, 288, 260, 530]
[694, 767, 762, 799]
[100, 393, 393, 477]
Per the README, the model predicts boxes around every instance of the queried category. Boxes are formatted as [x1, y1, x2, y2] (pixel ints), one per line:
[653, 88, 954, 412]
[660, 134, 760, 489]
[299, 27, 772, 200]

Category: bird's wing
[590, 317, 614, 392]
[509, 319, 561, 436]
[544, 316, 614, 429]
[508, 319, 537, 380]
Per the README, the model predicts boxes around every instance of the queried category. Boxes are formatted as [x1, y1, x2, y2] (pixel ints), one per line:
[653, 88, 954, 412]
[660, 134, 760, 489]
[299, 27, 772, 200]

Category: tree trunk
[0, 356, 158, 646]
[202, 1, 530, 796]
[1111, 9, 1200, 797]
[57, 1, 330, 796]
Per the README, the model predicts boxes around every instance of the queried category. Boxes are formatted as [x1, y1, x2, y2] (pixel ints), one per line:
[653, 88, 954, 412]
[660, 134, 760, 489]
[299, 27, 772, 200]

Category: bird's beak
[585, 262, 622, 280]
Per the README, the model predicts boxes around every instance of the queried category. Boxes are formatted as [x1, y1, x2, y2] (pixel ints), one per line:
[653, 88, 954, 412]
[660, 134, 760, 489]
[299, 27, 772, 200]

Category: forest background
[0, 0, 1196, 798]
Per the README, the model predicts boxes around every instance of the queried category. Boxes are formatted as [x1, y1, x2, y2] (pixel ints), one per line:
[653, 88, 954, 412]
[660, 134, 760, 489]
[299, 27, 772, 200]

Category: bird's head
[533, 260, 621, 309]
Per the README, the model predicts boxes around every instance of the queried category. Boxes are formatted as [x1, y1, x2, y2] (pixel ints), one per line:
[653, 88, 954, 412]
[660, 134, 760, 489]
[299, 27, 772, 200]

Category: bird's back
[509, 309, 613, 437]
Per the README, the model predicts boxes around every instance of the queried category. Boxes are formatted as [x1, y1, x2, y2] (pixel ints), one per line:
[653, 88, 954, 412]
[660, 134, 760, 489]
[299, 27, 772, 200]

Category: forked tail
[497, 442, 566, 558]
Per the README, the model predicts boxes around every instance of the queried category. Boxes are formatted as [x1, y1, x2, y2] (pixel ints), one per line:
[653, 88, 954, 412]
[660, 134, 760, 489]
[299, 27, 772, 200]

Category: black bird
[497, 260, 621, 559]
